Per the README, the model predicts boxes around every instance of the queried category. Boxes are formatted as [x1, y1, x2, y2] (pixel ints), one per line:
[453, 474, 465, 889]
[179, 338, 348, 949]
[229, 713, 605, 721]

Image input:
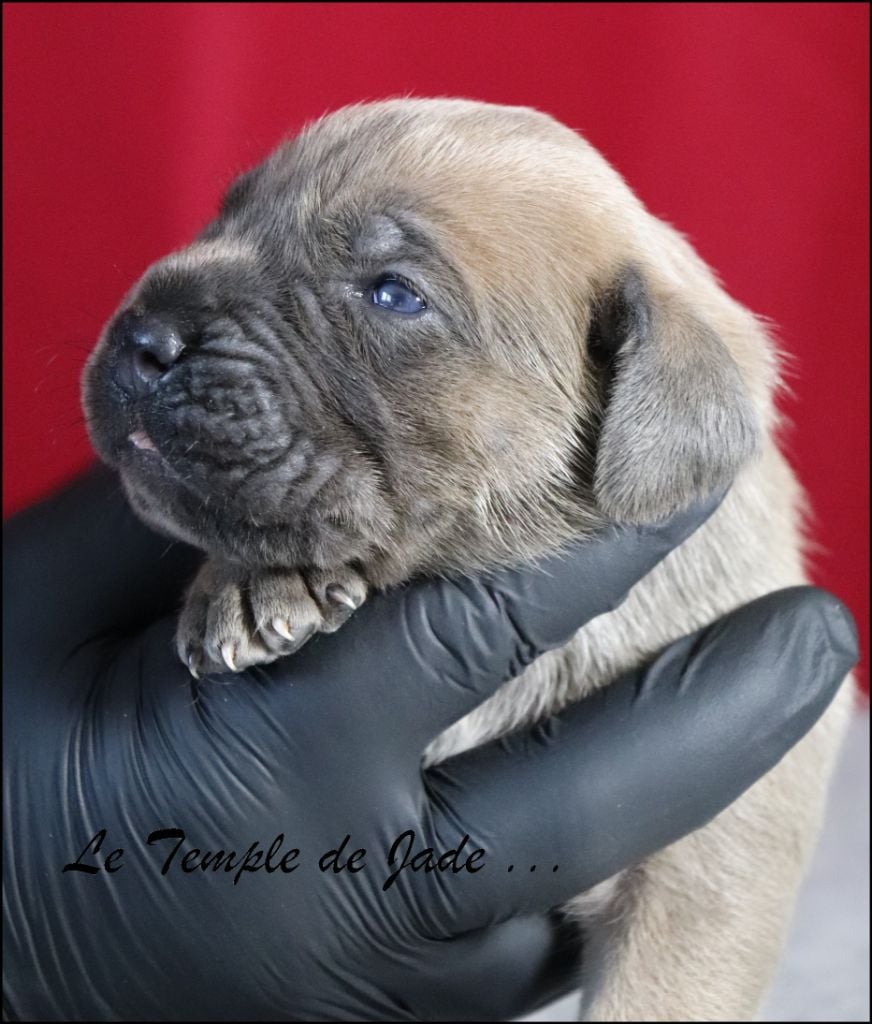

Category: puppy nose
[111, 311, 185, 395]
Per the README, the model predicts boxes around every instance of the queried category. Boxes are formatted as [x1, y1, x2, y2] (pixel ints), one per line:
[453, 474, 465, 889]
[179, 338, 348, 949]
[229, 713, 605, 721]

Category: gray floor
[520, 709, 870, 1023]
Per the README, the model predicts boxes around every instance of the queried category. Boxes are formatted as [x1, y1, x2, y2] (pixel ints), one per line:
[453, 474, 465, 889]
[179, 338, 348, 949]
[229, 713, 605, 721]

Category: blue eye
[370, 275, 426, 314]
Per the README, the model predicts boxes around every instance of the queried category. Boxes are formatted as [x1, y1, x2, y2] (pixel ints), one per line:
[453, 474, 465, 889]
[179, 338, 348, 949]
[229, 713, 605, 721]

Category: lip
[120, 429, 211, 511]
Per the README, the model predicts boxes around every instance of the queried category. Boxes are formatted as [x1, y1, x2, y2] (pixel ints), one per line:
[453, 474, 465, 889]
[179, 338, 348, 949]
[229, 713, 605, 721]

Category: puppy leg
[177, 559, 368, 676]
[576, 688, 851, 1021]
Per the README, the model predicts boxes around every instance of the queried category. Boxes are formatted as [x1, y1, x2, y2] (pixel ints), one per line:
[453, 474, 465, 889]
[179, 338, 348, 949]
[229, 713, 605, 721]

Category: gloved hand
[2, 466, 858, 1022]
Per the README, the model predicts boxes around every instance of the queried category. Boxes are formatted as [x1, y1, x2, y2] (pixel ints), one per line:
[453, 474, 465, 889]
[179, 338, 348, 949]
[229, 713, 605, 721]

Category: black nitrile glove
[2, 466, 858, 1022]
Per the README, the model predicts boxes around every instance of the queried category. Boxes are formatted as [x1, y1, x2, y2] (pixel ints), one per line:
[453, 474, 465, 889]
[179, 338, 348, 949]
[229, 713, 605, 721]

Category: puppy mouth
[85, 292, 393, 568]
[91, 362, 363, 566]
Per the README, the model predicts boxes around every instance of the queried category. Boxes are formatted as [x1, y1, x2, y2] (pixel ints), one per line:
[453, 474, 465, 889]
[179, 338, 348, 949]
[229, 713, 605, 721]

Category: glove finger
[385, 911, 582, 1021]
[417, 587, 857, 935]
[283, 487, 726, 756]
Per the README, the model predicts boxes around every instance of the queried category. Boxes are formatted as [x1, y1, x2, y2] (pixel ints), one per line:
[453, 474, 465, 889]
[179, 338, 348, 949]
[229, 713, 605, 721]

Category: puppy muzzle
[82, 285, 361, 565]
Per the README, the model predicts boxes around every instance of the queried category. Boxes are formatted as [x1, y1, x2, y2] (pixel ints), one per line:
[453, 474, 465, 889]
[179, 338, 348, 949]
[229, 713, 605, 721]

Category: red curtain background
[3, 3, 869, 682]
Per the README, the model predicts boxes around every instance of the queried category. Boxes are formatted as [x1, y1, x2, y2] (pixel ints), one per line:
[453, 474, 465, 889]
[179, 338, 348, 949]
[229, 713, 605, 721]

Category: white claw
[272, 618, 295, 641]
[187, 655, 201, 680]
[221, 641, 237, 672]
[326, 584, 357, 610]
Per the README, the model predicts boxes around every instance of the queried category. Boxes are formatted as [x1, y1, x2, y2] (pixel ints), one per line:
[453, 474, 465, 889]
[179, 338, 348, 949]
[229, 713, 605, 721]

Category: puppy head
[82, 99, 766, 583]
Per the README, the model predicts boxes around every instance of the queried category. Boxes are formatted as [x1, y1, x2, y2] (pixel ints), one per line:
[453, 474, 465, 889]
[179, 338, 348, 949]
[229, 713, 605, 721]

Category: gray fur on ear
[591, 266, 760, 523]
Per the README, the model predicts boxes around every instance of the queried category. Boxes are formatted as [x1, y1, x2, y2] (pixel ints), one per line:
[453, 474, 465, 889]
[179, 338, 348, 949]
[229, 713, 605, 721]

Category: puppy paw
[177, 560, 368, 676]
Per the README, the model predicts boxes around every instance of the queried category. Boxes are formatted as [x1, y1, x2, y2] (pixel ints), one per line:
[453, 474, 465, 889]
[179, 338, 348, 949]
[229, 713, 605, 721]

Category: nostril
[133, 347, 171, 381]
[134, 322, 185, 372]
[111, 310, 186, 394]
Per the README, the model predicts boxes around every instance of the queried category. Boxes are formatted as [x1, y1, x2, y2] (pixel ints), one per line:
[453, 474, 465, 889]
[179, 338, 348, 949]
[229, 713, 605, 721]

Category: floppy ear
[589, 265, 760, 523]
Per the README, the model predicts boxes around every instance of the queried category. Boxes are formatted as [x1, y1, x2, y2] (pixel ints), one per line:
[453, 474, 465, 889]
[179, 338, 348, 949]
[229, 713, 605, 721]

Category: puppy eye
[370, 275, 426, 314]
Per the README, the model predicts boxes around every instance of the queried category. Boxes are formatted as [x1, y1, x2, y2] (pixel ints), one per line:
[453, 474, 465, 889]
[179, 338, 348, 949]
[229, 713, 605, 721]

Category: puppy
[82, 99, 852, 1021]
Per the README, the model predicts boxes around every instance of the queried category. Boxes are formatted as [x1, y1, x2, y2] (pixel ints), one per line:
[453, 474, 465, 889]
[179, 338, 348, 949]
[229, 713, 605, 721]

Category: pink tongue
[129, 430, 157, 451]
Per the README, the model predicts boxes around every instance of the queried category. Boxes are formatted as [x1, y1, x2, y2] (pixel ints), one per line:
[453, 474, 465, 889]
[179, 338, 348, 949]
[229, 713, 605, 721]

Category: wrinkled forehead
[214, 103, 580, 265]
[195, 101, 633, 327]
